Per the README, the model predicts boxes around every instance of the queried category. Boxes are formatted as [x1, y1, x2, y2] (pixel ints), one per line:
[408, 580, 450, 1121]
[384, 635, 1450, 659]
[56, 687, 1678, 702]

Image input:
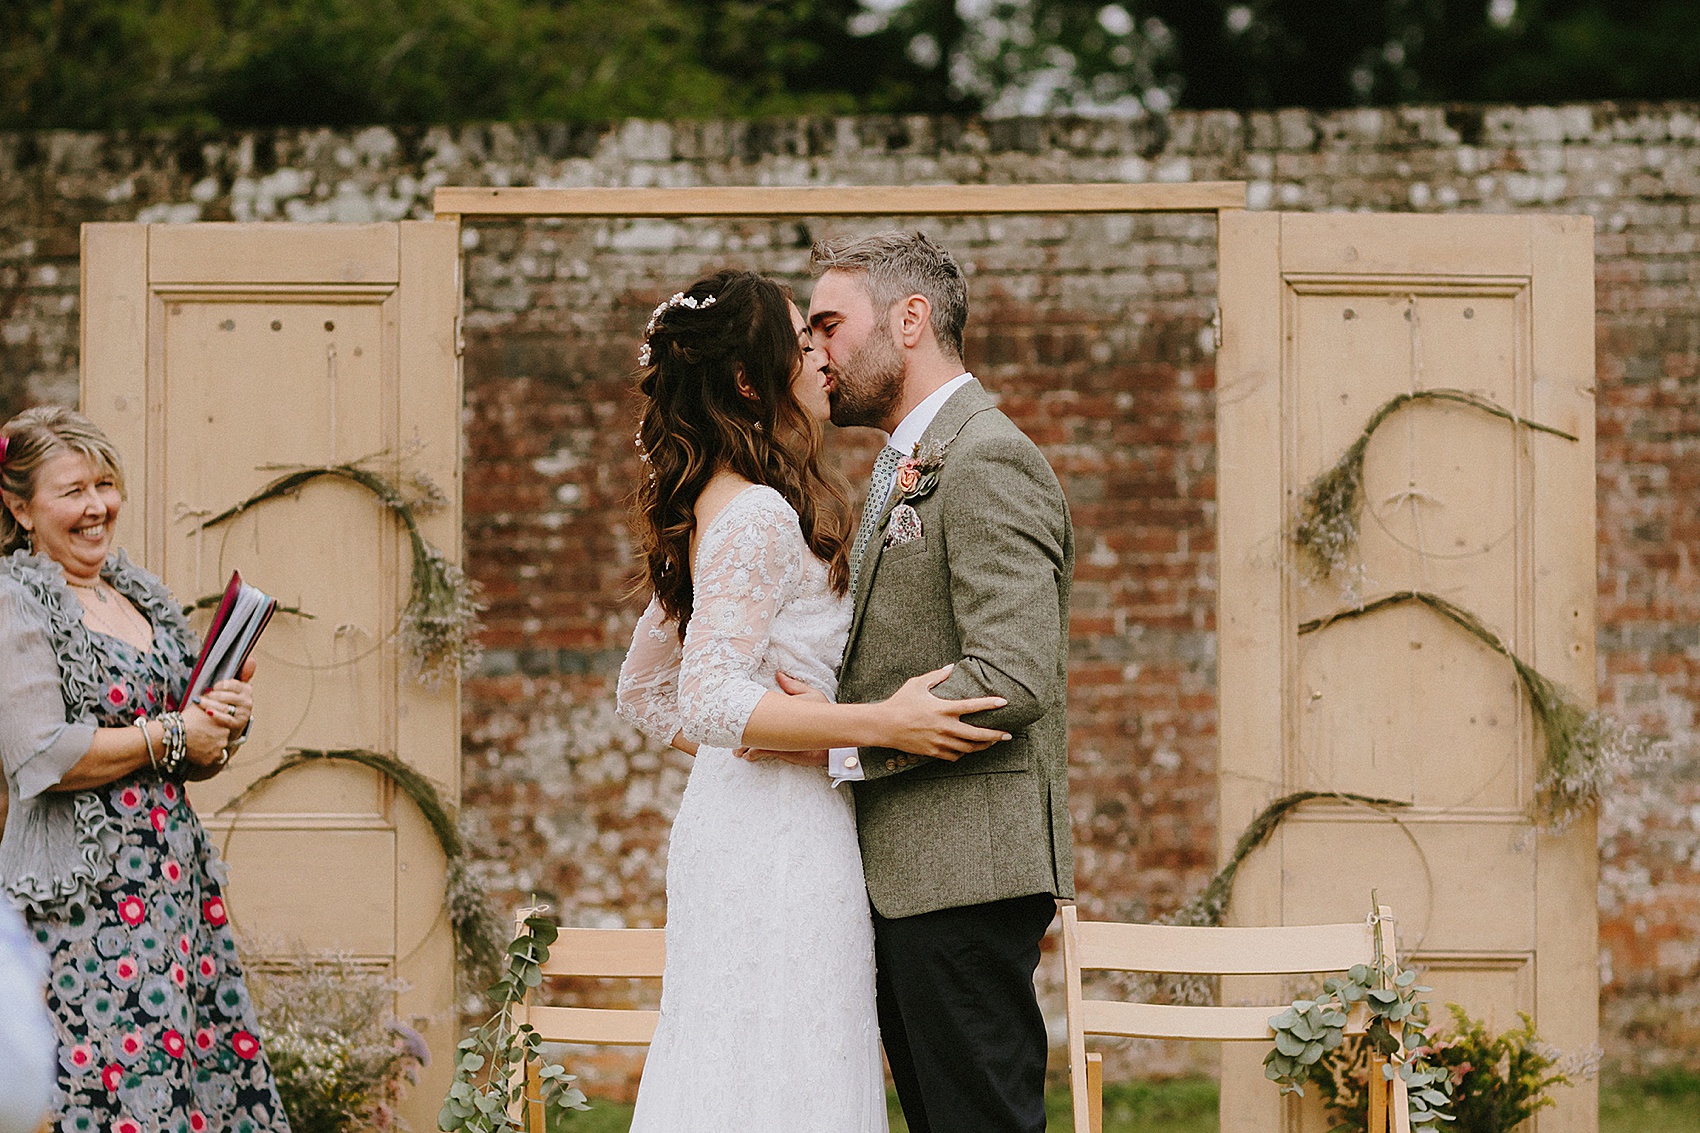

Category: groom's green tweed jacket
[841, 379, 1075, 919]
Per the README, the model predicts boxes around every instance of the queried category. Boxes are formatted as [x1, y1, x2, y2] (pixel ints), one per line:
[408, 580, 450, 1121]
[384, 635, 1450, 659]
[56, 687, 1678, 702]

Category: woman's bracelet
[157, 712, 188, 777]
[134, 717, 158, 773]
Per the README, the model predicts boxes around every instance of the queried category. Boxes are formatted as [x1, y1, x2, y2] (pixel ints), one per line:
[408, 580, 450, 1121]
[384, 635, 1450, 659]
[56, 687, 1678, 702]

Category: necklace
[67, 579, 111, 604]
[73, 580, 153, 650]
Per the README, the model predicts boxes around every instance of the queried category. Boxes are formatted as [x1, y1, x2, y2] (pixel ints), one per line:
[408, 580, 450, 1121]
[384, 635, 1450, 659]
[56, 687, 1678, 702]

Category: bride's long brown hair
[632, 270, 850, 636]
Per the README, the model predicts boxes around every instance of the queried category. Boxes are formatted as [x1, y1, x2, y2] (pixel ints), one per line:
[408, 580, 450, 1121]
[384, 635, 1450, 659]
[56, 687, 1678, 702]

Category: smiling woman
[0, 406, 289, 1133]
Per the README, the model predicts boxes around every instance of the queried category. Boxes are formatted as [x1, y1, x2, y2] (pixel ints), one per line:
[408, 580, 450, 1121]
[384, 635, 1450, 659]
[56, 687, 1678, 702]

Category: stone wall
[2, 103, 1697, 1082]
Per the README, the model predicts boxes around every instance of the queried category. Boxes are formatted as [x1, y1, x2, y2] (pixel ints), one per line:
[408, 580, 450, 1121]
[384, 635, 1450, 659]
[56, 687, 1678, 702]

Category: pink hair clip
[0, 434, 9, 467]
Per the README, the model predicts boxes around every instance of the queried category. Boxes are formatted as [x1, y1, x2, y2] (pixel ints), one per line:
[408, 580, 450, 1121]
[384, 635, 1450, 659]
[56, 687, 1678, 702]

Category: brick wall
[2, 104, 1697, 1081]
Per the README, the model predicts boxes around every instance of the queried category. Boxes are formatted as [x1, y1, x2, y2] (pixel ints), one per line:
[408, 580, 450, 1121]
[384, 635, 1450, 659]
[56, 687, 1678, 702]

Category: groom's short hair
[810, 230, 968, 362]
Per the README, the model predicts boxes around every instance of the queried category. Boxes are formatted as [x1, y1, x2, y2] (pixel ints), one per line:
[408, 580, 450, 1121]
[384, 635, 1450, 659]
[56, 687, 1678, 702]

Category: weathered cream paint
[80, 221, 463, 1130]
[1217, 211, 1598, 1133]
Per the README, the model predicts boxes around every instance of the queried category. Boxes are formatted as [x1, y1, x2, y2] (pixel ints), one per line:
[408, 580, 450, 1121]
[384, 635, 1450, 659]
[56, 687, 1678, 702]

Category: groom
[808, 231, 1075, 1133]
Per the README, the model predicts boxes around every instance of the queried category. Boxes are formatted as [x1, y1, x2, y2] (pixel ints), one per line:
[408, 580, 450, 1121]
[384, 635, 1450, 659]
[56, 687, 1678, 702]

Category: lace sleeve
[676, 489, 802, 748]
[615, 597, 685, 745]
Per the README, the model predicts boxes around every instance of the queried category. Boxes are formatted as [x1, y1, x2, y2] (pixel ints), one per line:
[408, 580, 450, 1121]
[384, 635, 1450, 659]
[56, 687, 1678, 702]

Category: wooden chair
[508, 915, 666, 1129]
[1061, 903, 1404, 1133]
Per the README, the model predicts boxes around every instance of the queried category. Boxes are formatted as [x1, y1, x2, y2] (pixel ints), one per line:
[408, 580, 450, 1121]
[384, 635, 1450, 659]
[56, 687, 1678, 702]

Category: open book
[178, 571, 277, 709]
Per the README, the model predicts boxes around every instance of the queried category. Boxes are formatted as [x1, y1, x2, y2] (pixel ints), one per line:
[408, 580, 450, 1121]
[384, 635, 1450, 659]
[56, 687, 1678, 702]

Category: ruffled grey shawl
[0, 549, 198, 917]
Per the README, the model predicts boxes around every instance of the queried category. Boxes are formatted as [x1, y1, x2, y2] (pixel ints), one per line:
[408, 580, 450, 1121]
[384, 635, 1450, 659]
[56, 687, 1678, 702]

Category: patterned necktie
[849, 444, 903, 593]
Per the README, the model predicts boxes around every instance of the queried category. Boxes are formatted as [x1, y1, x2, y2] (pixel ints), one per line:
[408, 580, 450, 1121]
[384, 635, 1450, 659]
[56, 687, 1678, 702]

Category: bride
[615, 270, 1008, 1131]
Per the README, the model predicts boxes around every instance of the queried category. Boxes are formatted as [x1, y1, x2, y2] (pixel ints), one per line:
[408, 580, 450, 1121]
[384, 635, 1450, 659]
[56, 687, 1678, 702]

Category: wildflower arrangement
[1298, 589, 1654, 832]
[248, 950, 429, 1133]
[199, 458, 484, 682]
[1316, 1005, 1591, 1133]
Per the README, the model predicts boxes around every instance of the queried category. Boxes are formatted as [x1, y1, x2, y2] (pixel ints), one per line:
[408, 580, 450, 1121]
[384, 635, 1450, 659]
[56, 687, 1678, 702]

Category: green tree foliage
[0, 0, 956, 129]
[3, 0, 1697, 129]
[1111, 0, 1700, 111]
[902, 0, 1700, 114]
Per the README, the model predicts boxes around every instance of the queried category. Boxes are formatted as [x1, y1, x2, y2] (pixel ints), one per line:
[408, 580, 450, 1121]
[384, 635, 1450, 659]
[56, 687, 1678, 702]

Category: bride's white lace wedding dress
[616, 484, 888, 1132]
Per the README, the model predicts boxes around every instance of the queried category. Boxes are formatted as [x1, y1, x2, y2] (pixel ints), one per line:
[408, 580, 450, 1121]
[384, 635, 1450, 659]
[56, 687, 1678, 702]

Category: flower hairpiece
[634, 427, 656, 483]
[638, 291, 718, 367]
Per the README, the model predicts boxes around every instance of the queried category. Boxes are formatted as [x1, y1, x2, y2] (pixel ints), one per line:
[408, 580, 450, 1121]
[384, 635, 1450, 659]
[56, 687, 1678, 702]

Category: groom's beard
[828, 327, 905, 430]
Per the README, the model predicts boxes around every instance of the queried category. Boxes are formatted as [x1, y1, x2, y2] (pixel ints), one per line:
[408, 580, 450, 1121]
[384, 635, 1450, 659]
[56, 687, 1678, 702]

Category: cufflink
[844, 755, 859, 770]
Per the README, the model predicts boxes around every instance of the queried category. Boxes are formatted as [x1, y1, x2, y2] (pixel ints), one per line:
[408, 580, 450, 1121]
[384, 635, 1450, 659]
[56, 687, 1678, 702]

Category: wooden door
[80, 221, 463, 1126]
[1216, 213, 1597, 1132]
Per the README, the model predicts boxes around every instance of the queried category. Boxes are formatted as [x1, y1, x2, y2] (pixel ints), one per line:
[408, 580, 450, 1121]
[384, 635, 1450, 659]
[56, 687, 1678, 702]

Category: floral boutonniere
[893, 436, 953, 505]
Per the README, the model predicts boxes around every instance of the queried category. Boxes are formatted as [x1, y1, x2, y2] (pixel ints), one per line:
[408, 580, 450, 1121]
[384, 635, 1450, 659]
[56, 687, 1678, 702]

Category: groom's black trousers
[873, 892, 1057, 1133]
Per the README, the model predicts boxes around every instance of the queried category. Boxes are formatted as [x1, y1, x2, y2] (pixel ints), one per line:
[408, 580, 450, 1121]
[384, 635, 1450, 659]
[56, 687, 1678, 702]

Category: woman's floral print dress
[29, 622, 290, 1133]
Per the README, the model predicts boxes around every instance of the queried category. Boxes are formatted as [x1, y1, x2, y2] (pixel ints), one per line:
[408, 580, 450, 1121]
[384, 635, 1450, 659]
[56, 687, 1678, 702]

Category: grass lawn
[553, 1073, 1700, 1132]
[1600, 1071, 1700, 1133]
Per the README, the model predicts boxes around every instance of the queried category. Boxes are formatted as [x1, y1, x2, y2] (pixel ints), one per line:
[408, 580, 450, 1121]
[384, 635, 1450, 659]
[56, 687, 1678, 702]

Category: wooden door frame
[80, 220, 465, 1132]
[1212, 210, 1598, 1133]
[433, 182, 1247, 221]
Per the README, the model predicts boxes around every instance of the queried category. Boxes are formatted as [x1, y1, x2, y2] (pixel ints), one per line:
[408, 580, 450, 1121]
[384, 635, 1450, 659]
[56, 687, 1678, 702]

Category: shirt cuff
[828, 746, 865, 786]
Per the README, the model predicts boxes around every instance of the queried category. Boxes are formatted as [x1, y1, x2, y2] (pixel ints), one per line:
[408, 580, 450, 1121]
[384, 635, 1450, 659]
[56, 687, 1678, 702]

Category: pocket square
[883, 503, 924, 548]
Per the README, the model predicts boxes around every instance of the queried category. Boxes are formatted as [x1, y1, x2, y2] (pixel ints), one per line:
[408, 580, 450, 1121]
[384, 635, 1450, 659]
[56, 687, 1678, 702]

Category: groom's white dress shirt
[830, 372, 976, 783]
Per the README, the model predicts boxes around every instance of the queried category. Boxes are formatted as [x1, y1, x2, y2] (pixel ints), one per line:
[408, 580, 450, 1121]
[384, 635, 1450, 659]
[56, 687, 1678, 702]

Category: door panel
[81, 221, 462, 1128]
[1216, 211, 1597, 1133]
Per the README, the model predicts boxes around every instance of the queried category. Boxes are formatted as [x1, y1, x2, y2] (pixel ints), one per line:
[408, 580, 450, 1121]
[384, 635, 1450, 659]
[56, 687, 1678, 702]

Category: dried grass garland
[1299, 590, 1651, 832]
[220, 747, 506, 993]
[1293, 390, 1577, 582]
[199, 461, 483, 683]
[1165, 790, 1410, 930]
[1139, 790, 1407, 1006]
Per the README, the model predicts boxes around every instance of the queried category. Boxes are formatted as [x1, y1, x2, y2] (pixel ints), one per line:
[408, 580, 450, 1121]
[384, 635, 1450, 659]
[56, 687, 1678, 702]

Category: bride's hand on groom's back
[881, 664, 1011, 761]
[737, 747, 830, 766]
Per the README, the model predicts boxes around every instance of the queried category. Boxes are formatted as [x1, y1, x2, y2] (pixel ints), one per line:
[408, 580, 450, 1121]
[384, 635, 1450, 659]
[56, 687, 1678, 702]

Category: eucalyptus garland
[1264, 908, 1453, 1132]
[220, 747, 506, 994]
[1299, 590, 1651, 832]
[1316, 1005, 1587, 1133]
[439, 908, 590, 1133]
[1292, 388, 1577, 582]
[199, 460, 483, 683]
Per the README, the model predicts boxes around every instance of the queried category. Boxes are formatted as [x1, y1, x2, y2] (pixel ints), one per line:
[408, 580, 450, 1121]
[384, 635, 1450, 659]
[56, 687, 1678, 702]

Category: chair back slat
[1078, 996, 1372, 1043]
[524, 1003, 660, 1046]
[1062, 904, 1400, 1133]
[1080, 999, 1284, 1042]
[537, 927, 667, 978]
[1072, 918, 1370, 975]
[507, 920, 667, 1124]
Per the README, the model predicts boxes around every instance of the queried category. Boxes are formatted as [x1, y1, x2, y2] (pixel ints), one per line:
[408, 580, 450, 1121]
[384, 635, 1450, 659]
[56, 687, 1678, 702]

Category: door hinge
[1211, 305, 1223, 350]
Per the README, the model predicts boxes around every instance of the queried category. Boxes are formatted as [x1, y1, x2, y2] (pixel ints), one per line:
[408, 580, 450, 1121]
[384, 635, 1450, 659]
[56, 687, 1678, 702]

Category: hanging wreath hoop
[1292, 389, 1577, 583]
[1299, 590, 1651, 831]
[218, 747, 506, 992]
[197, 460, 483, 683]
